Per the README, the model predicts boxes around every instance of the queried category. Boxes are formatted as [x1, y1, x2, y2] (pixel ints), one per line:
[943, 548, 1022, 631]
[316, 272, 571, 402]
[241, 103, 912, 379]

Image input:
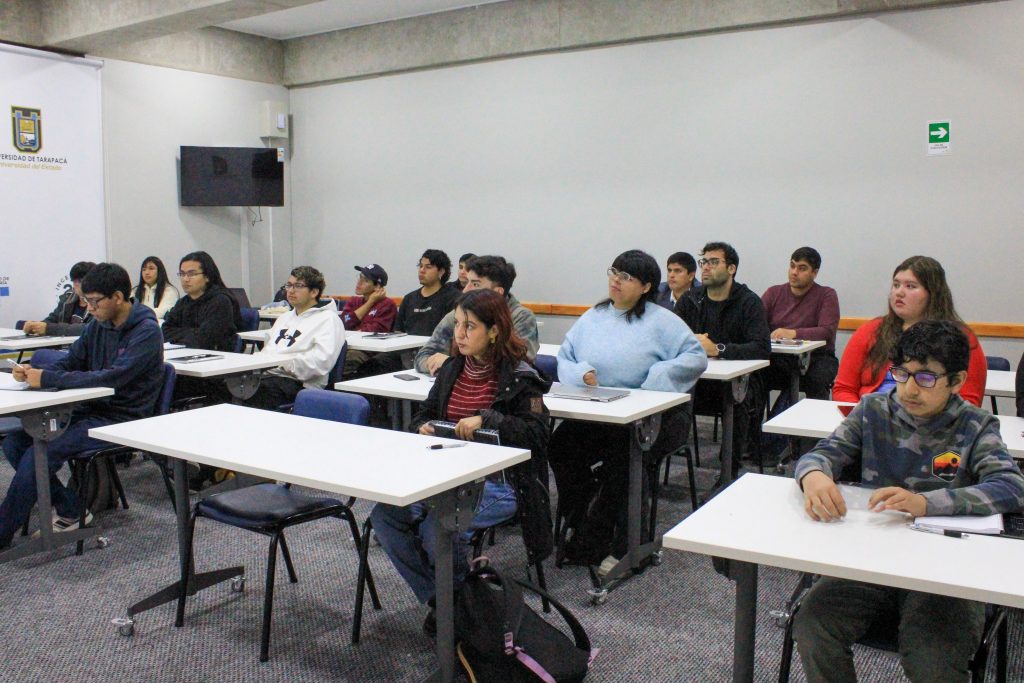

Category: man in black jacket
[675, 242, 770, 477]
[21, 261, 95, 337]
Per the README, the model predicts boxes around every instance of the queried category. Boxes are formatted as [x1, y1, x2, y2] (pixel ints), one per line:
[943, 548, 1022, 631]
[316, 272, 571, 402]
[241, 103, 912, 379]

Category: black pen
[909, 525, 966, 539]
[428, 443, 467, 450]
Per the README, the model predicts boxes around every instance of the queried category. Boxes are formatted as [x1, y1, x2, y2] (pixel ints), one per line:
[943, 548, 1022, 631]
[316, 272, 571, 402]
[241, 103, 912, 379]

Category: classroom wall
[101, 58, 292, 304]
[289, 1, 1023, 329]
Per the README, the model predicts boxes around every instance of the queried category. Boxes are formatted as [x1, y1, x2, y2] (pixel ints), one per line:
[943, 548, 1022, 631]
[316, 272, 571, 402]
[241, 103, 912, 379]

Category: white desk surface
[89, 403, 529, 507]
[0, 328, 80, 351]
[699, 358, 770, 381]
[663, 472, 1024, 608]
[258, 309, 288, 320]
[763, 398, 1024, 458]
[986, 370, 1015, 398]
[0, 386, 113, 416]
[769, 339, 826, 355]
[164, 348, 282, 378]
[335, 371, 689, 425]
[239, 329, 429, 353]
[537, 343, 560, 357]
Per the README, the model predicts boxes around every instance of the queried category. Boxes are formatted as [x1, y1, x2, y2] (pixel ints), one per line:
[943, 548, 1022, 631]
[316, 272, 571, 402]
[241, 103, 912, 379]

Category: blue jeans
[0, 416, 113, 549]
[370, 480, 518, 604]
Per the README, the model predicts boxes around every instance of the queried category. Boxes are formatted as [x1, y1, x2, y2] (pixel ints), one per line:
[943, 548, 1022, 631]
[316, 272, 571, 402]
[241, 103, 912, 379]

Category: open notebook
[911, 513, 1024, 538]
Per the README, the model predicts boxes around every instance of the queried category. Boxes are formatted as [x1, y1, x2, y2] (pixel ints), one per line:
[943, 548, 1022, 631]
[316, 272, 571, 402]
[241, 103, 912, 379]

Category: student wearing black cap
[341, 263, 397, 377]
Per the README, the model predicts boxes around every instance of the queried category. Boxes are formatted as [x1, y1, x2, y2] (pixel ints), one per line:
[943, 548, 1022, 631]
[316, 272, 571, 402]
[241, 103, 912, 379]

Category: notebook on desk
[365, 332, 408, 339]
[547, 384, 630, 403]
[430, 421, 501, 445]
[168, 354, 222, 364]
[913, 512, 1024, 539]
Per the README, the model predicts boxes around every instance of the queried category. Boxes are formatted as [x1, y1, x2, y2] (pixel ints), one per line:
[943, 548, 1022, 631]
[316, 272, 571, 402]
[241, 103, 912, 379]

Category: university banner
[0, 44, 105, 328]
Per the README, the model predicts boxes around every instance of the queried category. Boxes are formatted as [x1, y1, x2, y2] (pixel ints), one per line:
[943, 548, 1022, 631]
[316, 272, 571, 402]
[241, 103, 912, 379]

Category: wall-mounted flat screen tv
[180, 146, 284, 207]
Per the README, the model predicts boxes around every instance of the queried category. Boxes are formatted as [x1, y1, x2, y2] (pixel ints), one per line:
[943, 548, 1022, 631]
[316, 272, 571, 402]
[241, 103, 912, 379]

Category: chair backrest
[293, 388, 369, 426]
[29, 348, 68, 368]
[986, 355, 1011, 372]
[327, 341, 348, 387]
[534, 354, 557, 382]
[239, 307, 260, 332]
[15, 320, 25, 331]
[156, 363, 177, 416]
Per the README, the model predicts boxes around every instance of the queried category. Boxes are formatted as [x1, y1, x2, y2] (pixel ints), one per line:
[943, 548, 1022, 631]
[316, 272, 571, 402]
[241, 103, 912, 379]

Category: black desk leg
[719, 376, 749, 487]
[424, 480, 484, 683]
[730, 560, 758, 683]
[0, 406, 98, 564]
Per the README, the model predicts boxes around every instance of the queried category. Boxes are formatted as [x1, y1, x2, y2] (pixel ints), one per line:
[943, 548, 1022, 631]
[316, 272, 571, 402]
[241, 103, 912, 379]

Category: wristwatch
[715, 343, 726, 357]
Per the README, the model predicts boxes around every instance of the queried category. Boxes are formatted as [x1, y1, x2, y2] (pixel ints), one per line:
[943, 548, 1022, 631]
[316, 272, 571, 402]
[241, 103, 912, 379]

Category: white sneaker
[32, 510, 93, 538]
[597, 554, 620, 577]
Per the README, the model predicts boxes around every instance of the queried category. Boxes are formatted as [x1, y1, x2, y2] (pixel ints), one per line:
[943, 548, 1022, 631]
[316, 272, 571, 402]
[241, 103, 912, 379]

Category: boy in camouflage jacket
[792, 320, 1024, 683]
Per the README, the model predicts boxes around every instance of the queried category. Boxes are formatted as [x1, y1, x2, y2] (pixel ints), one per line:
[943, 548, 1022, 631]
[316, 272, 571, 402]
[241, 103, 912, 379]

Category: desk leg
[387, 399, 401, 431]
[0, 406, 97, 564]
[719, 376, 749, 486]
[730, 560, 758, 683]
[424, 480, 483, 683]
[224, 371, 262, 401]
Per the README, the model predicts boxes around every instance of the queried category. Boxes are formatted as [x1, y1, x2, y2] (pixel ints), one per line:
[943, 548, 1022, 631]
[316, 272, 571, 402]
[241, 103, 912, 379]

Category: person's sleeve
[361, 299, 396, 333]
[393, 298, 409, 333]
[556, 317, 594, 386]
[413, 314, 454, 374]
[45, 321, 86, 337]
[160, 298, 194, 346]
[479, 382, 550, 456]
[409, 361, 448, 432]
[920, 418, 1024, 516]
[833, 324, 872, 403]
[153, 287, 179, 320]
[42, 333, 89, 373]
[642, 322, 708, 393]
[760, 286, 778, 327]
[195, 296, 237, 350]
[41, 296, 66, 324]
[1017, 351, 1024, 417]
[276, 317, 343, 383]
[40, 322, 163, 391]
[513, 307, 540, 360]
[793, 401, 865, 486]
[719, 295, 770, 360]
[794, 288, 840, 343]
[958, 334, 987, 407]
[673, 296, 699, 332]
[340, 297, 361, 330]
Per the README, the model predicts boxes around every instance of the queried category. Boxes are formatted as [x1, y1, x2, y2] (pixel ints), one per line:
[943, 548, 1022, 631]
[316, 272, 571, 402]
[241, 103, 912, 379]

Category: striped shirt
[446, 356, 498, 421]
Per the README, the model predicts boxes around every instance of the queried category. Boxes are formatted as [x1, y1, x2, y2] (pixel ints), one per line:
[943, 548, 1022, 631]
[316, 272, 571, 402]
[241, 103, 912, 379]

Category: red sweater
[833, 317, 987, 406]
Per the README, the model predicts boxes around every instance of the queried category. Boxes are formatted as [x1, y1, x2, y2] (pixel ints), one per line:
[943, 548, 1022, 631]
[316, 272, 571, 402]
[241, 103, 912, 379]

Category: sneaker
[597, 554, 620, 577]
[31, 510, 93, 538]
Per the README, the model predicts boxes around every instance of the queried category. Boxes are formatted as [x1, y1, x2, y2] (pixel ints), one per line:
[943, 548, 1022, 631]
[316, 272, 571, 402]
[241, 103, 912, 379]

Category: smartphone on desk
[394, 373, 420, 381]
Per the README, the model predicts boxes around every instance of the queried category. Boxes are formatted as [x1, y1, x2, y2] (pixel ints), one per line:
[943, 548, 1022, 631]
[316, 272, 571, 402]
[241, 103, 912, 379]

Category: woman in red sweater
[834, 255, 986, 406]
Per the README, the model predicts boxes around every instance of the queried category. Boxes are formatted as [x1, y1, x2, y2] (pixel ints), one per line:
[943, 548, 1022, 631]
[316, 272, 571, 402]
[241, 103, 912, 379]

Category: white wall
[101, 59, 291, 304]
[289, 1, 1024, 330]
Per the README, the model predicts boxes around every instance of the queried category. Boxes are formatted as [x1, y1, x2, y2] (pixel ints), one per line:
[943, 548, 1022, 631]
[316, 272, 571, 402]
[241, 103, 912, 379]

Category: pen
[910, 525, 966, 539]
[428, 443, 467, 450]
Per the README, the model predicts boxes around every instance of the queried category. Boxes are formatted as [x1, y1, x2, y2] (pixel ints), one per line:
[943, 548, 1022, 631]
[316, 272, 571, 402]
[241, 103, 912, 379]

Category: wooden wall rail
[330, 296, 1024, 339]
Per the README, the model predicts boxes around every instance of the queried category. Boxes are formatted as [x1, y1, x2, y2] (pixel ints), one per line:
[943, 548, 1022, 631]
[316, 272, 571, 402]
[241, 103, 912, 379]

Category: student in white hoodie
[241, 266, 345, 410]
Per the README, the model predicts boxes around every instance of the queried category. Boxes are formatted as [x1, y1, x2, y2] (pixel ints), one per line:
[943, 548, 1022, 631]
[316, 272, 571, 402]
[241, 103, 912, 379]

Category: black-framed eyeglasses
[83, 295, 107, 308]
[607, 267, 635, 283]
[891, 366, 950, 388]
[177, 270, 205, 279]
[282, 282, 308, 291]
[698, 257, 724, 268]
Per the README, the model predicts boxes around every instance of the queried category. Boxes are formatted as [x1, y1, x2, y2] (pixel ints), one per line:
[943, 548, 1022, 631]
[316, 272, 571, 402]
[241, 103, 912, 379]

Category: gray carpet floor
[1, 416, 1021, 682]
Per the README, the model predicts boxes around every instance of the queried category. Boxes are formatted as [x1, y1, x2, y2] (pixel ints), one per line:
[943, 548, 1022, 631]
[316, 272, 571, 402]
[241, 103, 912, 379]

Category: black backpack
[455, 561, 596, 683]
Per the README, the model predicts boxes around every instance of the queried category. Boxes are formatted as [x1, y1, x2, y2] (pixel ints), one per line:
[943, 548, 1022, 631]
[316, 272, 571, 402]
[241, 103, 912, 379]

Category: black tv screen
[180, 146, 284, 207]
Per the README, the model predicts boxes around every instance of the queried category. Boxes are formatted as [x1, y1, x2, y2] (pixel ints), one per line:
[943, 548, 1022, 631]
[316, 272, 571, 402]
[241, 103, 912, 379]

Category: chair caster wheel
[112, 617, 134, 636]
[587, 588, 608, 606]
[231, 576, 246, 593]
[651, 551, 663, 566]
[97, 536, 111, 549]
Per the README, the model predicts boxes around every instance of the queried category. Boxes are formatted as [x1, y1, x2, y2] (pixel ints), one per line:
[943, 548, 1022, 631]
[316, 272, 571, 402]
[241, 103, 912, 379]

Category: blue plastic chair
[237, 307, 261, 353]
[534, 353, 557, 382]
[987, 356, 1011, 414]
[176, 388, 381, 662]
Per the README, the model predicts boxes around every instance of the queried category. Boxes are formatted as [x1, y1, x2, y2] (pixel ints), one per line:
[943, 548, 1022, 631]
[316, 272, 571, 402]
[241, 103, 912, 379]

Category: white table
[238, 329, 430, 354]
[335, 370, 690, 600]
[698, 359, 771, 484]
[257, 308, 288, 322]
[0, 327, 80, 361]
[663, 472, 1024, 682]
[164, 347, 282, 400]
[0, 386, 114, 564]
[770, 339, 826, 404]
[986, 370, 1015, 398]
[537, 342, 560, 357]
[90, 403, 529, 683]
[763, 398, 1024, 459]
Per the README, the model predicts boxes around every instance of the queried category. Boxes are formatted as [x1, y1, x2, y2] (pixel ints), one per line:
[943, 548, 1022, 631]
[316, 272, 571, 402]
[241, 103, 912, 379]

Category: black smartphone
[394, 373, 420, 381]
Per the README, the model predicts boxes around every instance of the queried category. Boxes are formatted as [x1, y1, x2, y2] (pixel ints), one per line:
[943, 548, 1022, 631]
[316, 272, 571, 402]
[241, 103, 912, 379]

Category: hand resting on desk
[801, 471, 927, 521]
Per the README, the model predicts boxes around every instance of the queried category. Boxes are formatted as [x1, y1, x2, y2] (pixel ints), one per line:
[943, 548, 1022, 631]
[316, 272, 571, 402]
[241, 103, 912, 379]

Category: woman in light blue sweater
[552, 249, 707, 571]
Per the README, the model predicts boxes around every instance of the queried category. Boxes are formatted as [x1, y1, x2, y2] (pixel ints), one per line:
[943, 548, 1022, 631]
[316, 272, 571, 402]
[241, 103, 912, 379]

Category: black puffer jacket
[411, 356, 554, 563]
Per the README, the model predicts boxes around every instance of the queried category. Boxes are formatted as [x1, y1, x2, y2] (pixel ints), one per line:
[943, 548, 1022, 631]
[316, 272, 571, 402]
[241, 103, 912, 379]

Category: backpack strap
[513, 578, 593, 654]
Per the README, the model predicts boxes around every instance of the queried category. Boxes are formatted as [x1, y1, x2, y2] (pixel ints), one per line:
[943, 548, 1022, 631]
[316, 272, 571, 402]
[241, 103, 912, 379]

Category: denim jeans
[370, 479, 518, 604]
[792, 576, 985, 683]
[0, 416, 113, 549]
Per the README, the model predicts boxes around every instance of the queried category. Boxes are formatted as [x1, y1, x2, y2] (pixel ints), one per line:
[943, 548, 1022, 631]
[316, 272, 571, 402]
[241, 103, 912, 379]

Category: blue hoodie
[40, 303, 165, 422]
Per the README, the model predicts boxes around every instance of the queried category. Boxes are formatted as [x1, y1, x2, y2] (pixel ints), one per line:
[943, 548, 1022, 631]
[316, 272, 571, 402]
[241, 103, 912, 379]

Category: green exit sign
[928, 120, 951, 155]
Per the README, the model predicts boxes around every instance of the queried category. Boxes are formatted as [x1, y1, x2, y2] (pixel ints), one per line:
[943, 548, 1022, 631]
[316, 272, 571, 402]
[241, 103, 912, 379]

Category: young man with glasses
[241, 266, 345, 410]
[21, 261, 96, 337]
[162, 251, 243, 353]
[656, 251, 702, 310]
[792, 320, 1024, 683]
[675, 241, 770, 478]
[414, 255, 539, 375]
[1, 263, 164, 550]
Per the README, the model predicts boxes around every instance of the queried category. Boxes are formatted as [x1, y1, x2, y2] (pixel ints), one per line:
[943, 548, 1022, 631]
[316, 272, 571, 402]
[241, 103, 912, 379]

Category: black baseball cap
[354, 263, 388, 286]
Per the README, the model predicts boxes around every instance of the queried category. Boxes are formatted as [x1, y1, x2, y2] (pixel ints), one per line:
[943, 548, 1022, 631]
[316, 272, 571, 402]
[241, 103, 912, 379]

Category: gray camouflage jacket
[795, 391, 1024, 516]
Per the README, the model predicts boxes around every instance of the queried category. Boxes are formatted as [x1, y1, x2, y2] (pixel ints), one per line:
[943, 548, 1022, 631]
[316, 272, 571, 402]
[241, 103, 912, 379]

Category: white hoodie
[259, 303, 345, 389]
